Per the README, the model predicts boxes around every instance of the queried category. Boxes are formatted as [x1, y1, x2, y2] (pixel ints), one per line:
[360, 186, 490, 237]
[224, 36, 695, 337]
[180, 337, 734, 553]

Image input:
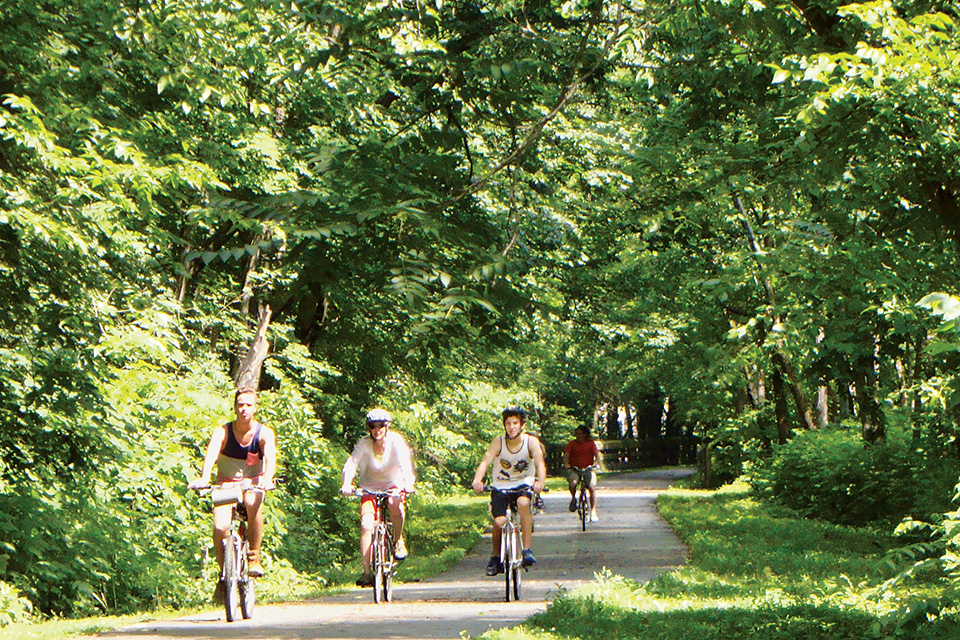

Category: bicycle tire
[501, 521, 512, 602]
[512, 563, 522, 600]
[511, 525, 522, 600]
[383, 530, 394, 602]
[372, 526, 384, 604]
[222, 538, 240, 622]
[239, 541, 255, 619]
[580, 486, 589, 532]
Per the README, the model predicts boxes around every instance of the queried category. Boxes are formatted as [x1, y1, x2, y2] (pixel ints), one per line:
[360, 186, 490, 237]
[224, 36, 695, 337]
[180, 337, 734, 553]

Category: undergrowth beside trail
[0, 492, 491, 640]
[483, 482, 960, 640]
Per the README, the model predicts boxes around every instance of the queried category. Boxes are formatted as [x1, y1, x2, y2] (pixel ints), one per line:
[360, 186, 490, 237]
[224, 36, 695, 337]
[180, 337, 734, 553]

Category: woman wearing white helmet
[340, 408, 415, 587]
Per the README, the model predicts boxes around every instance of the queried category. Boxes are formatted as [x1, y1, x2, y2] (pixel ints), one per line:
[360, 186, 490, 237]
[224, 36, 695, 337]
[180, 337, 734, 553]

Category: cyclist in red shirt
[563, 425, 600, 522]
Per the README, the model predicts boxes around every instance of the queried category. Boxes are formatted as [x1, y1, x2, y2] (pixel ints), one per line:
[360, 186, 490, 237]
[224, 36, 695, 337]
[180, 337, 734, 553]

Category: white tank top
[492, 434, 535, 489]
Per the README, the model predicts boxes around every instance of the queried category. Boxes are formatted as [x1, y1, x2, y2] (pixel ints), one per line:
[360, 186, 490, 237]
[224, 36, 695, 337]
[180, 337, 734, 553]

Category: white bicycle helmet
[365, 408, 392, 424]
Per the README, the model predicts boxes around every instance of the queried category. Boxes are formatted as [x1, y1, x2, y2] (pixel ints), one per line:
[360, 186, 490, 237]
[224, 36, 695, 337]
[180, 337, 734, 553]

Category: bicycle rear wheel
[383, 533, 394, 602]
[222, 538, 240, 622]
[579, 488, 589, 531]
[501, 523, 511, 602]
[239, 541, 255, 619]
[511, 525, 522, 600]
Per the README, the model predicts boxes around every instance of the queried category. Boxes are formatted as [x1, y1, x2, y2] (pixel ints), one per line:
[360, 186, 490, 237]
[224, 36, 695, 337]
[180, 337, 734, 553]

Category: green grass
[484, 482, 960, 640]
[0, 490, 491, 640]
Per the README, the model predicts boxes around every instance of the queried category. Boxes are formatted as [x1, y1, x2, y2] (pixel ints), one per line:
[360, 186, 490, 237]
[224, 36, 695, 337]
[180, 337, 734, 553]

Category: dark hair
[576, 425, 591, 438]
[501, 406, 527, 423]
[234, 387, 258, 403]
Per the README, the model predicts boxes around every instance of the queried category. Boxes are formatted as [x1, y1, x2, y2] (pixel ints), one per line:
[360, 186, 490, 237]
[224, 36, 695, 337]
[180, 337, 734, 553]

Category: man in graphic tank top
[472, 407, 546, 576]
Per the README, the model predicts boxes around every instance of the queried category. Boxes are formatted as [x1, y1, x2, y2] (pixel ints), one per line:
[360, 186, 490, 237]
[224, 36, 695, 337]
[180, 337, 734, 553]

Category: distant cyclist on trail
[564, 425, 600, 522]
[188, 388, 277, 579]
[471, 406, 547, 576]
[340, 408, 416, 587]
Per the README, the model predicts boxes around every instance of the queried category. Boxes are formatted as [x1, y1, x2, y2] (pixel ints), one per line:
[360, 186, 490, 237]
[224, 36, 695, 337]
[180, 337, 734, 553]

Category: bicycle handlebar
[348, 488, 414, 498]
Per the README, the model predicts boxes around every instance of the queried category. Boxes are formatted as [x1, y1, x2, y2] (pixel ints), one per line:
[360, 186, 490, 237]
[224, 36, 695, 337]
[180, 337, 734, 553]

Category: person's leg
[388, 495, 407, 558]
[491, 515, 505, 553]
[359, 499, 376, 575]
[517, 497, 533, 550]
[243, 490, 266, 575]
[565, 469, 579, 511]
[587, 468, 599, 518]
[212, 504, 233, 569]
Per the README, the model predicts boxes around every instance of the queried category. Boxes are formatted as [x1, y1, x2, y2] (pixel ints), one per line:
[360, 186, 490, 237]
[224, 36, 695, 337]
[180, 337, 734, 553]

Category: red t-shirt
[565, 439, 598, 468]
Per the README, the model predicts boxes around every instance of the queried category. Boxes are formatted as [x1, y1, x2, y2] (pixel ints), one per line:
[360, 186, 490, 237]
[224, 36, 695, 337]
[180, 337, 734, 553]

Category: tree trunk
[816, 386, 829, 428]
[235, 305, 272, 391]
[853, 358, 886, 444]
[772, 351, 816, 431]
[772, 361, 791, 444]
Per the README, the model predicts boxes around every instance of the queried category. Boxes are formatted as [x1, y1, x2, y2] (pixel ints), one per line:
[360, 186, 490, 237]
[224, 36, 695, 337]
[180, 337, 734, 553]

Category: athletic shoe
[247, 552, 264, 577]
[356, 573, 374, 587]
[568, 498, 577, 512]
[485, 556, 504, 576]
[394, 538, 408, 561]
[590, 514, 600, 523]
[521, 549, 536, 567]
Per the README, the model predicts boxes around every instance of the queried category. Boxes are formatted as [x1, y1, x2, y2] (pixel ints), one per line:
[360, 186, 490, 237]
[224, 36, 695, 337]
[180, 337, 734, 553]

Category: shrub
[747, 426, 959, 528]
[0, 581, 31, 626]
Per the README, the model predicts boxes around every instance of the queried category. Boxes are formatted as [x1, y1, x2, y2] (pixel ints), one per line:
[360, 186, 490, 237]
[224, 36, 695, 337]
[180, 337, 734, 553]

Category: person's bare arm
[399, 438, 416, 493]
[259, 426, 277, 489]
[530, 436, 547, 493]
[341, 441, 364, 494]
[188, 425, 226, 488]
[471, 438, 500, 492]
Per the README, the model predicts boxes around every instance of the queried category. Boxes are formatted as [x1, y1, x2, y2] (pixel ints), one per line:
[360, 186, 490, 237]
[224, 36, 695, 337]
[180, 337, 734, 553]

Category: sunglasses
[368, 421, 389, 430]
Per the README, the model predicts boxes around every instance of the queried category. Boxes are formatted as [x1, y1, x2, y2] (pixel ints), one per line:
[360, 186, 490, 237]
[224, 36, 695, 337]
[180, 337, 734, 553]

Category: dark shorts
[490, 486, 533, 518]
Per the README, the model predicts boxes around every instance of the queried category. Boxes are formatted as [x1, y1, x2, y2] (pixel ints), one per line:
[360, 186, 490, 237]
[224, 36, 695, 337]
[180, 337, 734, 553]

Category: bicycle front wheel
[383, 532, 394, 602]
[580, 488, 589, 531]
[239, 541, 255, 619]
[503, 523, 518, 602]
[372, 526, 385, 604]
[222, 538, 240, 622]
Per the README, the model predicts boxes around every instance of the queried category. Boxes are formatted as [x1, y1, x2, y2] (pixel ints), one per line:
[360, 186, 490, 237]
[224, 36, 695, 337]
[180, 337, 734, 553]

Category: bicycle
[193, 479, 265, 622]
[352, 489, 408, 603]
[486, 486, 531, 602]
[572, 466, 594, 532]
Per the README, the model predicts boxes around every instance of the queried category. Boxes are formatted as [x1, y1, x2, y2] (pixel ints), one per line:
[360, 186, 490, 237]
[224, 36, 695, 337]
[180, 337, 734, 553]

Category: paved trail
[97, 468, 693, 640]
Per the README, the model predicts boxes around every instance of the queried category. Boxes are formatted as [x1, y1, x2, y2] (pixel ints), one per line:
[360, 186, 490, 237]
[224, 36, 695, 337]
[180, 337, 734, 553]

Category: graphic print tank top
[492, 434, 534, 490]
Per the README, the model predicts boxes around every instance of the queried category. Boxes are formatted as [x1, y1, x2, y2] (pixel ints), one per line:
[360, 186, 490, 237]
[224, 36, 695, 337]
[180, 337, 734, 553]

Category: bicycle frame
[197, 480, 264, 622]
[573, 466, 594, 532]
[488, 486, 531, 602]
[355, 489, 404, 603]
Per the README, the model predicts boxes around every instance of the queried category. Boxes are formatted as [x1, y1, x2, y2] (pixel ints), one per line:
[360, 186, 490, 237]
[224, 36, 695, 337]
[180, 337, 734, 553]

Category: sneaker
[356, 572, 374, 587]
[485, 556, 504, 576]
[568, 498, 577, 512]
[247, 550, 264, 577]
[590, 514, 600, 523]
[394, 538, 408, 561]
[212, 581, 225, 604]
[521, 549, 536, 567]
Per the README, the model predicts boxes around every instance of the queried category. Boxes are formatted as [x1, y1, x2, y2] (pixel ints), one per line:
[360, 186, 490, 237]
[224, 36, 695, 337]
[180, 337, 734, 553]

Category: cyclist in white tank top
[491, 433, 536, 489]
[472, 407, 547, 576]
